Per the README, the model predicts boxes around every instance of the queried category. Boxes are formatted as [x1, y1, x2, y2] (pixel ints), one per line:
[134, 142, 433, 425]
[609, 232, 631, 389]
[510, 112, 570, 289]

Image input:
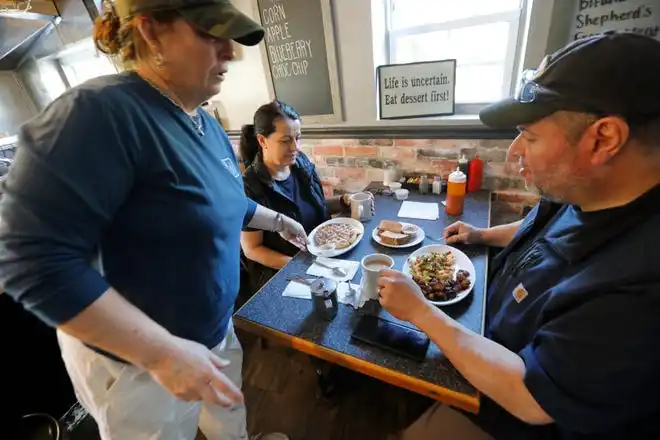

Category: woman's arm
[325, 195, 346, 215]
[244, 204, 307, 250]
[241, 230, 292, 270]
[326, 193, 375, 216]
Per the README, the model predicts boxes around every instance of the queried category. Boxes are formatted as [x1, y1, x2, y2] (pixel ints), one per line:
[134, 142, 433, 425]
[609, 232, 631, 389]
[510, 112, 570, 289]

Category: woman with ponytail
[0, 1, 301, 439]
[240, 101, 375, 293]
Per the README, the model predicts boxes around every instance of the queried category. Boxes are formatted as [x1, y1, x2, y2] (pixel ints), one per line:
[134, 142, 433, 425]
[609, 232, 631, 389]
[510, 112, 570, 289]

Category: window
[57, 38, 118, 87]
[386, 0, 526, 107]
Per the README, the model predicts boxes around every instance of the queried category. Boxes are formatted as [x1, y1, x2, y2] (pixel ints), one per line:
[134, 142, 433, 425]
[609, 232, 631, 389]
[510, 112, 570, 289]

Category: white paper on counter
[397, 201, 440, 220]
[306, 257, 359, 282]
[282, 281, 361, 308]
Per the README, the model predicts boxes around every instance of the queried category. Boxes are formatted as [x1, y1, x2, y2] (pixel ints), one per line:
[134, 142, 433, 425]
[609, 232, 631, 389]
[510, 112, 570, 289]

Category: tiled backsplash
[231, 136, 540, 218]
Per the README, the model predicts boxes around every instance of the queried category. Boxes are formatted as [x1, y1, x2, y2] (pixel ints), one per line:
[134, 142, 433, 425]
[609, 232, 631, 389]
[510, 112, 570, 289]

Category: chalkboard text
[571, 0, 659, 40]
[262, 3, 286, 24]
[262, 0, 315, 79]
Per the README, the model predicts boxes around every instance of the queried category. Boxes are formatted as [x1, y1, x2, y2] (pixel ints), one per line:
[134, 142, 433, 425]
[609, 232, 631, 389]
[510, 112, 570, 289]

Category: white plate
[401, 244, 476, 306]
[307, 218, 365, 258]
[371, 222, 425, 248]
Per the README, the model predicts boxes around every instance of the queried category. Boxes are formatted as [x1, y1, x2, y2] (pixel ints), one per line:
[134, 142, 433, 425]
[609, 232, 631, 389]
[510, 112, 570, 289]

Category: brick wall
[231, 136, 540, 218]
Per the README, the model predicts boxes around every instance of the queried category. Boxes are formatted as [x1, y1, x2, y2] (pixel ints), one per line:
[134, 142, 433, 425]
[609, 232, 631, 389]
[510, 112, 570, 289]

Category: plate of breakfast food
[372, 220, 425, 248]
[308, 218, 364, 257]
[402, 244, 476, 306]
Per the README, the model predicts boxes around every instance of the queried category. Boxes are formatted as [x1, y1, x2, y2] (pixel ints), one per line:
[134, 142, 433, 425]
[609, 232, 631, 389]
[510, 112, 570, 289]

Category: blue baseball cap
[480, 31, 660, 128]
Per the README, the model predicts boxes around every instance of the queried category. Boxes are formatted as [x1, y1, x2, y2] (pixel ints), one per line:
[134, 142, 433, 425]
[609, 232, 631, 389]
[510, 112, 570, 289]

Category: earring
[154, 52, 165, 68]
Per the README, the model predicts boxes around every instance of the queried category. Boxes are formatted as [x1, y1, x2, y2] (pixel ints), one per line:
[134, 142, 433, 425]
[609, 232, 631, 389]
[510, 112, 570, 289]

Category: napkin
[357, 282, 376, 308]
[397, 201, 440, 220]
[306, 257, 360, 282]
[282, 280, 361, 308]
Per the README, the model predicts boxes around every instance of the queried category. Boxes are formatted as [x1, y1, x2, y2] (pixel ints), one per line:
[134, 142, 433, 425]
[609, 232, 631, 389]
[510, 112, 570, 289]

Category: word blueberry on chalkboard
[378, 60, 456, 120]
[257, 0, 338, 118]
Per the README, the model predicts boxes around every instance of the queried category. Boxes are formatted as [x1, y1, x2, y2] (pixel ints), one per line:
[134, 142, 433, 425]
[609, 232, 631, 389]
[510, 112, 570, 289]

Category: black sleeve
[519, 283, 660, 433]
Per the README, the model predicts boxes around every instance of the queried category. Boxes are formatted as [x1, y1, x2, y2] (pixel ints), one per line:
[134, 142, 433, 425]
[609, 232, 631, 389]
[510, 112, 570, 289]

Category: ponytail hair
[93, 5, 179, 65]
[239, 124, 259, 167]
[239, 100, 301, 167]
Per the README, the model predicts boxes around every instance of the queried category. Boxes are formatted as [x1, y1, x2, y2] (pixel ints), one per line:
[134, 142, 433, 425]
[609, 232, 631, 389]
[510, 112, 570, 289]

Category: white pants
[57, 323, 247, 440]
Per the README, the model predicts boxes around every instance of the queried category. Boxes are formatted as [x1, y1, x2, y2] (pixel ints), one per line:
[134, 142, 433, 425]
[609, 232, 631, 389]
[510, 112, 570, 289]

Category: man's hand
[146, 336, 244, 407]
[443, 221, 484, 245]
[377, 270, 433, 323]
[277, 214, 308, 250]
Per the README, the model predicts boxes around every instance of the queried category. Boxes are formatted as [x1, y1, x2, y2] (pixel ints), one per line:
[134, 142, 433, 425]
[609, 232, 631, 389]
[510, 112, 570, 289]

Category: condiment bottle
[418, 175, 429, 194]
[467, 155, 483, 192]
[310, 278, 338, 321]
[445, 168, 467, 216]
[458, 154, 469, 179]
[432, 176, 442, 195]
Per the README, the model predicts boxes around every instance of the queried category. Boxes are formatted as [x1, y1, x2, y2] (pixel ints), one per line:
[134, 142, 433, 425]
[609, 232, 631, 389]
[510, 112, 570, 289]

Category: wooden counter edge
[233, 316, 480, 414]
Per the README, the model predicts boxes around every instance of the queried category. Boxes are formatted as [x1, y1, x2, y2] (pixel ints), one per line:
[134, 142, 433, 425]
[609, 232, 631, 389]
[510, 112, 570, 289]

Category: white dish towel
[306, 257, 360, 282]
[282, 281, 362, 308]
[397, 201, 440, 220]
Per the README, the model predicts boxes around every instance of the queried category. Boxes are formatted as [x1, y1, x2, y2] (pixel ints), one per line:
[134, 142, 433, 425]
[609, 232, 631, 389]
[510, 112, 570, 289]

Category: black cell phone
[351, 314, 430, 362]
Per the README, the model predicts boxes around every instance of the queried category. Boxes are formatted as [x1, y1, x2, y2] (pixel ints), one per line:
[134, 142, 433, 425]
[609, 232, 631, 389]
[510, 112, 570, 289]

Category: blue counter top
[234, 190, 491, 410]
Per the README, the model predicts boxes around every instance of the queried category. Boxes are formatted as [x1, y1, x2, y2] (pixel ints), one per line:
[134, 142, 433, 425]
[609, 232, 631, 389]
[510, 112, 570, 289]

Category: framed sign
[377, 59, 457, 120]
[254, 0, 343, 123]
[568, 0, 660, 42]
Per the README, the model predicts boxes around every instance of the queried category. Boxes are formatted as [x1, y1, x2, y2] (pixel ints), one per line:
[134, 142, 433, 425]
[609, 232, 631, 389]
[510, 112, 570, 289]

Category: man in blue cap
[378, 31, 660, 439]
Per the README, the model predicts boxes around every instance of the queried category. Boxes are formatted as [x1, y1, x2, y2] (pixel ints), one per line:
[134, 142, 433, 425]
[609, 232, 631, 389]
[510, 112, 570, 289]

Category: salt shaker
[432, 176, 442, 195]
[310, 278, 338, 321]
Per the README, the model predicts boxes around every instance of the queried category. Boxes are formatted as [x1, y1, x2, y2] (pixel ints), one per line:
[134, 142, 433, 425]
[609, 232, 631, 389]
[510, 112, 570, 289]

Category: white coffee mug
[350, 192, 372, 221]
[359, 253, 394, 303]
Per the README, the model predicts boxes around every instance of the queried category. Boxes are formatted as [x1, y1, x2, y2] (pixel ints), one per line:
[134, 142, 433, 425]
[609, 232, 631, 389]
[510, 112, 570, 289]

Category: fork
[286, 275, 314, 286]
[426, 235, 445, 243]
[313, 259, 348, 277]
[345, 282, 357, 297]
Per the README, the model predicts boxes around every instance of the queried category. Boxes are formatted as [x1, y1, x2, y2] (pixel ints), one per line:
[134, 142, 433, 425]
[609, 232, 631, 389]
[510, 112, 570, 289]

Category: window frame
[384, 0, 528, 113]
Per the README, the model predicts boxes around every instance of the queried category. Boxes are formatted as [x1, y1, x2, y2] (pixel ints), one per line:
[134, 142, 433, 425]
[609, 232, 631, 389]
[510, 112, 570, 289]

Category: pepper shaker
[310, 278, 339, 321]
[419, 174, 429, 194]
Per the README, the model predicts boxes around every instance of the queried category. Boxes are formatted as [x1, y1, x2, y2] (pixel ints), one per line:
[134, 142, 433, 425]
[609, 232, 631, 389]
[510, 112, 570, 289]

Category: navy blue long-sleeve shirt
[0, 72, 256, 351]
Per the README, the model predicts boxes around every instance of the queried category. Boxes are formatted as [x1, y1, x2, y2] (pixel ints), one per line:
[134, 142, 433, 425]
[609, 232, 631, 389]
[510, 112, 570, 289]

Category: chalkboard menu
[255, 0, 343, 122]
[568, 0, 660, 42]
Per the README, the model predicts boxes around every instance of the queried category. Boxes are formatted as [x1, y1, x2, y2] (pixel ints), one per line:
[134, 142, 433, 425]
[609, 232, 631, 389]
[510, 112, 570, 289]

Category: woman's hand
[147, 336, 244, 407]
[277, 214, 308, 250]
[342, 192, 376, 215]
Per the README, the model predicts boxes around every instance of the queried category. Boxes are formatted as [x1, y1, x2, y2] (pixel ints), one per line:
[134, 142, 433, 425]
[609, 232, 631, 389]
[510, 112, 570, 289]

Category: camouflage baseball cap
[114, 0, 264, 46]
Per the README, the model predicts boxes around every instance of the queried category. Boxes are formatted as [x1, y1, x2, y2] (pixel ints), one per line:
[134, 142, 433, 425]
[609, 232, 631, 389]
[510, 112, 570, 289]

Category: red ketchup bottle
[467, 155, 483, 192]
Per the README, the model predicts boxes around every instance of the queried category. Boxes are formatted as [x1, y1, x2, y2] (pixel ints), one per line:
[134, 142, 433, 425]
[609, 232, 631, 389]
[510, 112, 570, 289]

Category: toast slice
[379, 230, 410, 246]
[378, 220, 403, 234]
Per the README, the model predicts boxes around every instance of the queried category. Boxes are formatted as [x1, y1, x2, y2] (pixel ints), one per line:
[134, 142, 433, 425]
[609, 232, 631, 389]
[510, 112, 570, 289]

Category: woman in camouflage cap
[0, 0, 301, 439]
